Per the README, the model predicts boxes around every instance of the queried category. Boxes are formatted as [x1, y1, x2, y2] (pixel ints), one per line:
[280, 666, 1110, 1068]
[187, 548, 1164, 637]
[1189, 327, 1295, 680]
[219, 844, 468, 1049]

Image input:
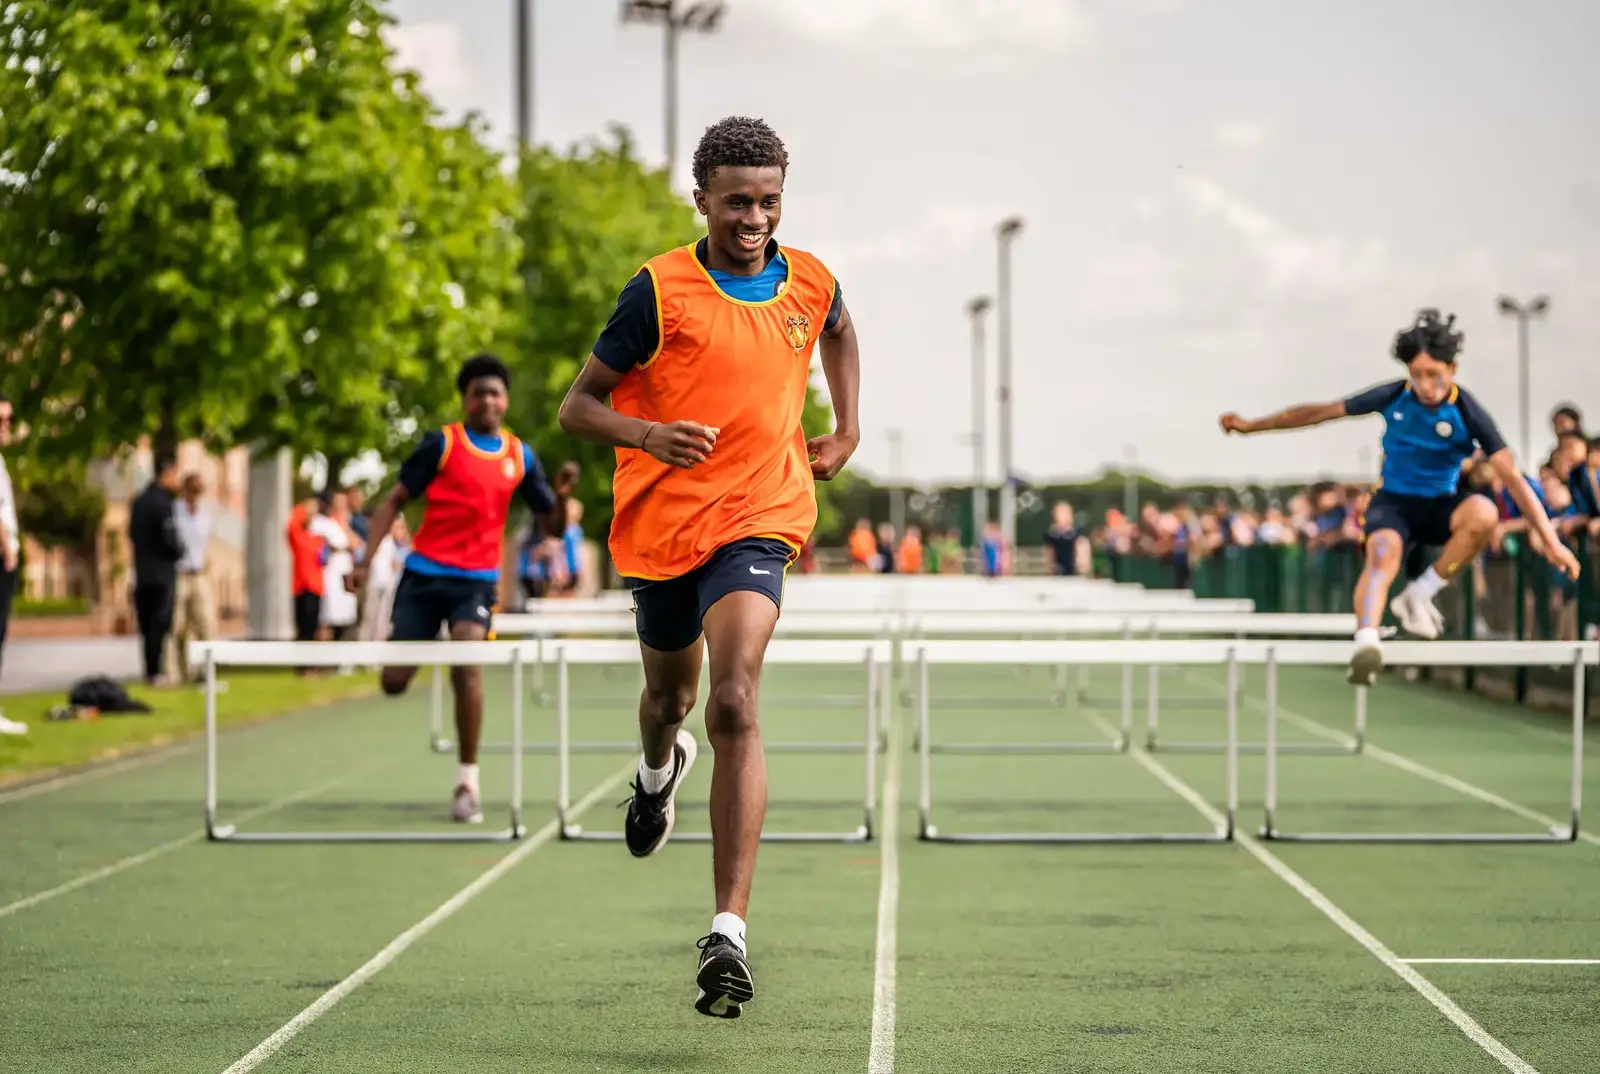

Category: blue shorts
[389, 569, 498, 641]
[626, 537, 793, 653]
[1363, 489, 1470, 550]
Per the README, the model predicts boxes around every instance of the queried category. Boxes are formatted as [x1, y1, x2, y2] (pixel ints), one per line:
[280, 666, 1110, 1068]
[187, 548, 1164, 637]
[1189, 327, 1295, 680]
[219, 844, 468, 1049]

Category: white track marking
[219, 763, 632, 1074]
[1403, 958, 1600, 966]
[867, 700, 902, 1074]
[1182, 670, 1600, 848]
[0, 761, 394, 920]
[1081, 712, 1541, 1074]
[0, 744, 201, 805]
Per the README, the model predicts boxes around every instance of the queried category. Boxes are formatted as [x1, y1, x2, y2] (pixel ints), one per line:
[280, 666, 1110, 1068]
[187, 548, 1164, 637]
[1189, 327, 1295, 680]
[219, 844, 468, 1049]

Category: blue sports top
[1343, 380, 1507, 498]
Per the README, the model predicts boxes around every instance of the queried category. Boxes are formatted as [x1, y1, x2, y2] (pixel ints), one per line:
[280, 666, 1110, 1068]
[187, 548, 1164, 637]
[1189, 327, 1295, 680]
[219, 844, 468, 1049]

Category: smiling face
[694, 165, 784, 276]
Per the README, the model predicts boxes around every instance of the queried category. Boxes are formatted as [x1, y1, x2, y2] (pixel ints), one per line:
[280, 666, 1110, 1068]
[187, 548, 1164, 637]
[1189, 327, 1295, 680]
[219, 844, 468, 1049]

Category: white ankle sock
[1409, 566, 1446, 599]
[1354, 627, 1381, 649]
[711, 912, 747, 953]
[639, 755, 674, 795]
[458, 763, 479, 796]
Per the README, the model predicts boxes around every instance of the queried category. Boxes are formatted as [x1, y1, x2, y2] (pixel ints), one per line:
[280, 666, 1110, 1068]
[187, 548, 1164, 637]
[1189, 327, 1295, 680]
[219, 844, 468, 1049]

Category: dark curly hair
[456, 352, 509, 394]
[1392, 308, 1464, 366]
[691, 116, 788, 192]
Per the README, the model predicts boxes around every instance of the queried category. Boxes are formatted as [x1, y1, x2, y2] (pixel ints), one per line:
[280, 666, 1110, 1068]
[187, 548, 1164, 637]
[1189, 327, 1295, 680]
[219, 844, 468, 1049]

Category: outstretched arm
[557, 357, 718, 468]
[1219, 400, 1348, 435]
[808, 291, 859, 480]
[1488, 449, 1581, 579]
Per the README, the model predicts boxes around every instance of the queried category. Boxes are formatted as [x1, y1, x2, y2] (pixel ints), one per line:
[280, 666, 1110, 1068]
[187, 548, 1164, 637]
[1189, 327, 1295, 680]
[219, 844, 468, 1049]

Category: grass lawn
[0, 670, 379, 785]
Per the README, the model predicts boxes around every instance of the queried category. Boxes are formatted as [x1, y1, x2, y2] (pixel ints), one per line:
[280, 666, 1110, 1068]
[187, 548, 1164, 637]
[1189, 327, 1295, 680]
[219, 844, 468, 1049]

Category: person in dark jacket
[129, 452, 184, 684]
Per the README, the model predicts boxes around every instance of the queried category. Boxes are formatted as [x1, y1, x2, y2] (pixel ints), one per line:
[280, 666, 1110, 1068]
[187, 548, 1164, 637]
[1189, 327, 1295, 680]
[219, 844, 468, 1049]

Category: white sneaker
[1390, 587, 1445, 639]
[0, 712, 27, 736]
[451, 784, 484, 824]
[1347, 640, 1384, 686]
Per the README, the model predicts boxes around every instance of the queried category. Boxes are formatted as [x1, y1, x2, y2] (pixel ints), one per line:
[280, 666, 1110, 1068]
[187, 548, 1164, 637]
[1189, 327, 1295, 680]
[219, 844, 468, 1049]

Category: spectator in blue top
[1219, 309, 1578, 688]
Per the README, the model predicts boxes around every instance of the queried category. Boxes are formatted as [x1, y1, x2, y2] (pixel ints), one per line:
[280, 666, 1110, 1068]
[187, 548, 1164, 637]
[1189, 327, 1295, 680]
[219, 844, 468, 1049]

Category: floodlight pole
[1497, 294, 1550, 467]
[620, 1, 726, 180]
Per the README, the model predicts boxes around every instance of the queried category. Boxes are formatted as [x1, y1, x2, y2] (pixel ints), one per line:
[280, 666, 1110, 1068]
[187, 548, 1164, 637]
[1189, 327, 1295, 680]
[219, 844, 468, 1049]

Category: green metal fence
[1102, 533, 1597, 716]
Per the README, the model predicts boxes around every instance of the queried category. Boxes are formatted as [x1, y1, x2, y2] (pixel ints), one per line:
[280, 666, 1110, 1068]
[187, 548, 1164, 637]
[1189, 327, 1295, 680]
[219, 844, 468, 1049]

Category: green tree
[0, 0, 519, 466]
[501, 126, 842, 540]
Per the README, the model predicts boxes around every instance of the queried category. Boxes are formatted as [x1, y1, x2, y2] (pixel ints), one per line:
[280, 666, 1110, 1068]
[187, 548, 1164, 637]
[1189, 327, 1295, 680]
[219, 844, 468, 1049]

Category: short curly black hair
[1392, 308, 1464, 365]
[456, 352, 509, 394]
[691, 116, 788, 192]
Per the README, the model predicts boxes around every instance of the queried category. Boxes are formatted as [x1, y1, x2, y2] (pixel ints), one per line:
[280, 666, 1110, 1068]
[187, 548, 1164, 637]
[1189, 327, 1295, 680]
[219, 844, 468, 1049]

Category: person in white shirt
[0, 395, 25, 736]
[167, 472, 217, 684]
[358, 515, 410, 643]
[309, 490, 363, 639]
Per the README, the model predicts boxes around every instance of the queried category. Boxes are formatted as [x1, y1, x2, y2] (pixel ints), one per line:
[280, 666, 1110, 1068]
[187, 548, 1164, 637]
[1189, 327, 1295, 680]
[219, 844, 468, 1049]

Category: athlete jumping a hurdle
[557, 116, 861, 1018]
[358, 354, 578, 824]
[1219, 309, 1579, 685]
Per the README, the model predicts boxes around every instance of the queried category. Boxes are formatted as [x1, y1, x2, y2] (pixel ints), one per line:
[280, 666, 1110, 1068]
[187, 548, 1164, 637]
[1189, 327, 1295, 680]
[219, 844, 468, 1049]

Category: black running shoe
[695, 932, 754, 1019]
[622, 728, 697, 858]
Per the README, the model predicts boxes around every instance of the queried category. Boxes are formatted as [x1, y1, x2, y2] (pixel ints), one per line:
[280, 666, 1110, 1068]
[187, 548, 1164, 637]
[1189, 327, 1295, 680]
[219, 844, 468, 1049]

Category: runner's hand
[1544, 540, 1582, 581]
[1218, 413, 1252, 435]
[553, 461, 580, 495]
[807, 431, 859, 481]
[642, 421, 717, 468]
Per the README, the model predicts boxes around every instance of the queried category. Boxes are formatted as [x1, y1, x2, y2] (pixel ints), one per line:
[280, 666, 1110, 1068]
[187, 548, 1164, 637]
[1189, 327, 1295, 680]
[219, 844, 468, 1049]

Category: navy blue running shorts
[389, 569, 498, 641]
[626, 537, 794, 653]
[1362, 489, 1471, 551]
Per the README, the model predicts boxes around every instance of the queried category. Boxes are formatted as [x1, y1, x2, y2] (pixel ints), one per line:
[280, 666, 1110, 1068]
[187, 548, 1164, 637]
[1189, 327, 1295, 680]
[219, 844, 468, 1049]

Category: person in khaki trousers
[168, 472, 216, 684]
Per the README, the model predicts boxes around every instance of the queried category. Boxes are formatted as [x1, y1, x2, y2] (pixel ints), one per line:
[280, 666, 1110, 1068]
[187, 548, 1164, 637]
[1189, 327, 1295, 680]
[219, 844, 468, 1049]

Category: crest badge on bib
[503, 458, 517, 480]
[1435, 421, 1452, 438]
[785, 313, 810, 352]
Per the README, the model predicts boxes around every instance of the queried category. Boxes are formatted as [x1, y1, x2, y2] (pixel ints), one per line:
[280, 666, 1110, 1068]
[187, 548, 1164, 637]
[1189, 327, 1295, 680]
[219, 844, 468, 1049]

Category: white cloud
[384, 22, 472, 96]
[1132, 197, 1164, 221]
[751, 0, 1094, 59]
[1215, 119, 1268, 149]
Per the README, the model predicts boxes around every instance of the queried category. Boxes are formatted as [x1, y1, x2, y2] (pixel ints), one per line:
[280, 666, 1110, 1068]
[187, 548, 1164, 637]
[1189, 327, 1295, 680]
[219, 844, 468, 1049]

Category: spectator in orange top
[285, 494, 325, 672]
[896, 524, 924, 573]
[847, 517, 877, 572]
[557, 116, 861, 1018]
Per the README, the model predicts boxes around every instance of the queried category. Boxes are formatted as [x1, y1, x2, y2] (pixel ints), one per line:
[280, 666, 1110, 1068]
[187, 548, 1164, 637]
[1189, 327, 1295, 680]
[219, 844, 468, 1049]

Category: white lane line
[1183, 670, 1600, 848]
[1082, 712, 1541, 1074]
[219, 762, 633, 1074]
[0, 744, 201, 805]
[867, 696, 903, 1074]
[1403, 958, 1600, 966]
[0, 760, 395, 920]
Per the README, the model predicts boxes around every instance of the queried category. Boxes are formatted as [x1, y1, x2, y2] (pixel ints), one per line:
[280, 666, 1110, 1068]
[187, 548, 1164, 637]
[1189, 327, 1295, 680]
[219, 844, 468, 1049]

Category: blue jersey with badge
[1343, 380, 1507, 498]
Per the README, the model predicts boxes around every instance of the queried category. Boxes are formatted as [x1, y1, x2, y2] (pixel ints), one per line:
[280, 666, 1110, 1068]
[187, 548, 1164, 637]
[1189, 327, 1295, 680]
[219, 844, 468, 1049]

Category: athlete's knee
[380, 667, 414, 696]
[1458, 496, 1498, 534]
[449, 665, 482, 692]
[704, 676, 759, 742]
[642, 679, 697, 726]
[1365, 531, 1403, 568]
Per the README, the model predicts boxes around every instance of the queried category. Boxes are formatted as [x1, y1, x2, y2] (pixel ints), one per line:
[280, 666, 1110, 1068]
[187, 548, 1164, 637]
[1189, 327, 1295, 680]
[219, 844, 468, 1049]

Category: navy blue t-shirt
[397, 427, 557, 581]
[1343, 380, 1507, 498]
[593, 238, 844, 373]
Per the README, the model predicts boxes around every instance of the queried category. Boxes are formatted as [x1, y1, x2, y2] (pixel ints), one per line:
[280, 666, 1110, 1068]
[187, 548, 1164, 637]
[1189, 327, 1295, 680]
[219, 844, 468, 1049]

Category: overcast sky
[385, 0, 1600, 488]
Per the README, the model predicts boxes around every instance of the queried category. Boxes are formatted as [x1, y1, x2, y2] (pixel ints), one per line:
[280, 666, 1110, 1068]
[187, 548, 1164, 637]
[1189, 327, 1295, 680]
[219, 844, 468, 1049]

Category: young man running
[360, 354, 578, 823]
[558, 116, 861, 1019]
[1219, 309, 1579, 684]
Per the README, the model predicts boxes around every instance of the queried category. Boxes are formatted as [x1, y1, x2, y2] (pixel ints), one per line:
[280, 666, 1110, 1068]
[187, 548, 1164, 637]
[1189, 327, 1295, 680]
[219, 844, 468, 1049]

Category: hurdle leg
[917, 651, 933, 839]
[428, 665, 450, 752]
[1224, 648, 1238, 840]
[862, 652, 878, 840]
[1571, 653, 1585, 841]
[1145, 625, 1159, 750]
[510, 648, 525, 839]
[557, 651, 575, 838]
[1261, 647, 1279, 837]
[204, 650, 226, 840]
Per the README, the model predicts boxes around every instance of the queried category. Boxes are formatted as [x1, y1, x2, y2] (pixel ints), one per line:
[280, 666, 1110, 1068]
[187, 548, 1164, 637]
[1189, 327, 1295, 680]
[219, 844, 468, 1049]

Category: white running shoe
[0, 712, 27, 736]
[1347, 640, 1384, 686]
[451, 783, 484, 824]
[1390, 587, 1445, 640]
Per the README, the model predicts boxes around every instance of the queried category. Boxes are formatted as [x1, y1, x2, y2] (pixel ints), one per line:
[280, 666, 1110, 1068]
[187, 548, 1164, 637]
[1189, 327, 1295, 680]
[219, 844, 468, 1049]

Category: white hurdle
[906, 639, 1240, 844]
[191, 639, 530, 843]
[549, 638, 893, 844]
[1254, 640, 1595, 844]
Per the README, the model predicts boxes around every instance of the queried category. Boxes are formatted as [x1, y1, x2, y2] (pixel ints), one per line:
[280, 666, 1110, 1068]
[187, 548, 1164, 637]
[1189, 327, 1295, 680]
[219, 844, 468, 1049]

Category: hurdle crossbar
[908, 639, 1240, 844]
[552, 638, 892, 844]
[1255, 640, 1594, 844]
[193, 639, 529, 843]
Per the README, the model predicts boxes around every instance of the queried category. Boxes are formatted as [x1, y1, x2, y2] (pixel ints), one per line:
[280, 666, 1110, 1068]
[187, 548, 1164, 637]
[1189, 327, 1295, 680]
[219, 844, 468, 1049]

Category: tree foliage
[10, 456, 106, 553]
[0, 0, 519, 466]
[500, 126, 841, 537]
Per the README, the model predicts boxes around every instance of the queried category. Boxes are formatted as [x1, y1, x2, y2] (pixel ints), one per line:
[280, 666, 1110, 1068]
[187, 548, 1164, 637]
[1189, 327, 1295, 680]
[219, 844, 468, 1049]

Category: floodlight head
[620, 0, 672, 25]
[997, 216, 1024, 239]
[1528, 295, 1550, 316]
[967, 295, 992, 317]
[683, 2, 726, 30]
[1496, 296, 1522, 316]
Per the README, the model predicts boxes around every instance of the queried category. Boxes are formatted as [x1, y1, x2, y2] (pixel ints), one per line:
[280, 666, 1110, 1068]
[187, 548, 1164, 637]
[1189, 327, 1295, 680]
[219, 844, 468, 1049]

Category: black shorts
[1363, 489, 1472, 550]
[626, 537, 793, 652]
[389, 569, 498, 642]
